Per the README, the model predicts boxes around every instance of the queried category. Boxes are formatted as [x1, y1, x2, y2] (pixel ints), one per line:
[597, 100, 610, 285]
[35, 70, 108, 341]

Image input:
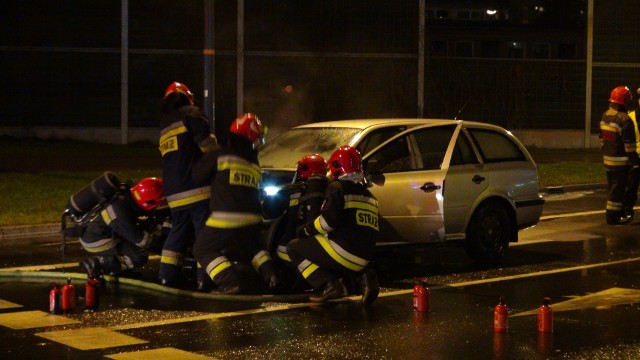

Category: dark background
[0, 0, 637, 141]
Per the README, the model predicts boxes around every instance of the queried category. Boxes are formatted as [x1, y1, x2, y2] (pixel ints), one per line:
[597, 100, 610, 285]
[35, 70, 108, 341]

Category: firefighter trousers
[193, 224, 275, 291]
[606, 168, 629, 223]
[159, 203, 209, 283]
[287, 234, 369, 290]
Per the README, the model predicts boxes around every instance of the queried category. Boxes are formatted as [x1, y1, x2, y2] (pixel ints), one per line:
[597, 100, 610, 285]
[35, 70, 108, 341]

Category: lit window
[507, 41, 524, 58]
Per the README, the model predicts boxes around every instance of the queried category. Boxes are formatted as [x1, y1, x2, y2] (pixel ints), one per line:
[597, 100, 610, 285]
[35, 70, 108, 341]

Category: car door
[439, 127, 489, 237]
[363, 124, 456, 244]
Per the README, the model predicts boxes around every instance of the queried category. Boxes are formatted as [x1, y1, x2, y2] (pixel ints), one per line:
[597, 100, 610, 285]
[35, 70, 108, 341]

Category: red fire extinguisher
[61, 278, 76, 313]
[49, 282, 61, 314]
[494, 297, 509, 334]
[413, 280, 429, 312]
[85, 275, 101, 311]
[537, 297, 553, 333]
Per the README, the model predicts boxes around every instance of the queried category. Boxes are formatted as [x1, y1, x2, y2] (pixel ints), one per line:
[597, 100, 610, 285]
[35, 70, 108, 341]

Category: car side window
[357, 126, 406, 156]
[467, 128, 526, 162]
[366, 135, 413, 173]
[450, 132, 479, 166]
[412, 126, 456, 170]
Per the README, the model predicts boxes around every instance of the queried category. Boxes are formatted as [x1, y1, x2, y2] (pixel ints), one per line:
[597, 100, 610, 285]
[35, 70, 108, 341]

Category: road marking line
[378, 256, 640, 297]
[0, 310, 79, 329]
[0, 255, 161, 272]
[106, 347, 218, 360]
[540, 209, 604, 220]
[512, 287, 640, 317]
[0, 298, 22, 310]
[35, 327, 147, 350]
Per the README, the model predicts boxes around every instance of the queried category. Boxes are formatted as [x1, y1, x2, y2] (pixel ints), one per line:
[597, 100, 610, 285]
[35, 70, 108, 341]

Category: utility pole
[204, 0, 216, 132]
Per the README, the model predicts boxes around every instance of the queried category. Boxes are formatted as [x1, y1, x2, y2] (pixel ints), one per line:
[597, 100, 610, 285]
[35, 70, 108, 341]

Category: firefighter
[192, 113, 278, 294]
[600, 86, 638, 225]
[624, 87, 640, 221]
[262, 154, 329, 291]
[287, 145, 380, 305]
[79, 177, 168, 277]
[159, 82, 218, 289]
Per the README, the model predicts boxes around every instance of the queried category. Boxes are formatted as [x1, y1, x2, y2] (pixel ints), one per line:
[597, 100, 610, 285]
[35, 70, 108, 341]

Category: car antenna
[453, 98, 470, 120]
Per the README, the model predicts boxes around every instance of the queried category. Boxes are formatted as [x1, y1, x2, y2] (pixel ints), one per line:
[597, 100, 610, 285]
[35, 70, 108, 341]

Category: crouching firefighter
[287, 145, 380, 305]
[262, 153, 329, 291]
[192, 113, 278, 294]
[79, 177, 169, 277]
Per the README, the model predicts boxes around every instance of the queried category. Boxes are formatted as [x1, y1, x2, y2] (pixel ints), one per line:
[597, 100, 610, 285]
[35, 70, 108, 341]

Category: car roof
[293, 118, 500, 131]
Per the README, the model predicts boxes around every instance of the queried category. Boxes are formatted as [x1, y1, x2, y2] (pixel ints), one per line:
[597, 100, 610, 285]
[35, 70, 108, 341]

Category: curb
[0, 183, 608, 241]
[0, 223, 61, 241]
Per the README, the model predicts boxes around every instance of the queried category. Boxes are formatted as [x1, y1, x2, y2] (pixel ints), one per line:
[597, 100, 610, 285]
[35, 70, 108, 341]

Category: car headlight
[263, 185, 280, 196]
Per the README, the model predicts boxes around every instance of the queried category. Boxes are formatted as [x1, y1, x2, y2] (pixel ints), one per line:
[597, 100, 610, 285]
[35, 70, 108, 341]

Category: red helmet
[609, 86, 632, 106]
[229, 113, 265, 147]
[297, 154, 328, 181]
[164, 82, 194, 106]
[130, 177, 167, 211]
[328, 146, 362, 180]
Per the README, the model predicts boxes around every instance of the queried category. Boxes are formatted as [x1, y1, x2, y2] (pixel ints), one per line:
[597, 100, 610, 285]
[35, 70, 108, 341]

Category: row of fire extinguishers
[412, 281, 554, 333]
[49, 275, 103, 314]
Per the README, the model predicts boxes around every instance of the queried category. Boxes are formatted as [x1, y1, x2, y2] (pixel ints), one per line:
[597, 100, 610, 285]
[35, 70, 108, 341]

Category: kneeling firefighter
[287, 145, 380, 305]
[262, 153, 329, 291]
[78, 177, 169, 277]
[192, 113, 278, 294]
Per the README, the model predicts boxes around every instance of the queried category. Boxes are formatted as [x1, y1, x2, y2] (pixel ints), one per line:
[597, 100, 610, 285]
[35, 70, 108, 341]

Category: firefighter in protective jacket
[287, 145, 380, 305]
[263, 153, 329, 264]
[262, 154, 329, 291]
[192, 113, 278, 294]
[600, 85, 638, 225]
[79, 178, 168, 277]
[159, 82, 218, 288]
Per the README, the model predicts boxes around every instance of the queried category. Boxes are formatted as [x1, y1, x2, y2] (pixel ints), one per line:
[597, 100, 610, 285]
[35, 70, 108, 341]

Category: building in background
[0, 0, 637, 148]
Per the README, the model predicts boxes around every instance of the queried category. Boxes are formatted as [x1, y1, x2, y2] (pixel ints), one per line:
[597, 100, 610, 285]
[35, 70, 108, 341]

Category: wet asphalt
[2, 188, 640, 359]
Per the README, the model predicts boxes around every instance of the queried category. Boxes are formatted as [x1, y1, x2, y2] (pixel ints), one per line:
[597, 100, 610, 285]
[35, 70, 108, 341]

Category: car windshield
[259, 127, 362, 168]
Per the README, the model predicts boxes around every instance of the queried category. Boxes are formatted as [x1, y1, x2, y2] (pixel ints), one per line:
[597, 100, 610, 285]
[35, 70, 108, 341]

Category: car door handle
[420, 182, 441, 192]
[472, 175, 485, 184]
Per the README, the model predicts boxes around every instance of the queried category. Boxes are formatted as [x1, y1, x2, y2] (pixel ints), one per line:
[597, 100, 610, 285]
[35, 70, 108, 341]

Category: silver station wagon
[258, 119, 545, 263]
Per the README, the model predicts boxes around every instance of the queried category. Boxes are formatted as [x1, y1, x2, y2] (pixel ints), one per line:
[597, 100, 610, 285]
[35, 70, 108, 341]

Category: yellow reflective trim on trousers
[80, 238, 119, 253]
[604, 159, 629, 167]
[252, 250, 271, 270]
[209, 261, 232, 279]
[313, 217, 329, 234]
[161, 255, 181, 266]
[314, 235, 366, 272]
[607, 201, 623, 211]
[289, 198, 299, 207]
[277, 251, 291, 262]
[302, 263, 319, 278]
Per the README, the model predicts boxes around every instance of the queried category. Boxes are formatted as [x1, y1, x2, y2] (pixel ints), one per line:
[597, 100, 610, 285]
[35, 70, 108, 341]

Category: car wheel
[464, 201, 513, 264]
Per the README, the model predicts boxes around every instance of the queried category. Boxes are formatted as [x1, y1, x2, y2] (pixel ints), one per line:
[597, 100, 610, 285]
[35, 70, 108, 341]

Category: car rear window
[467, 128, 526, 162]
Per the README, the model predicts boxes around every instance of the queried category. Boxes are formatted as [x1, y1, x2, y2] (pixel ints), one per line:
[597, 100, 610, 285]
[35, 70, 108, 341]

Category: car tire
[464, 201, 513, 264]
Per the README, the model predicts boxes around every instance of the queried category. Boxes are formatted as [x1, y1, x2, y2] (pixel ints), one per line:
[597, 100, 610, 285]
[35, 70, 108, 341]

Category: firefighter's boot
[359, 268, 379, 306]
[309, 278, 346, 303]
